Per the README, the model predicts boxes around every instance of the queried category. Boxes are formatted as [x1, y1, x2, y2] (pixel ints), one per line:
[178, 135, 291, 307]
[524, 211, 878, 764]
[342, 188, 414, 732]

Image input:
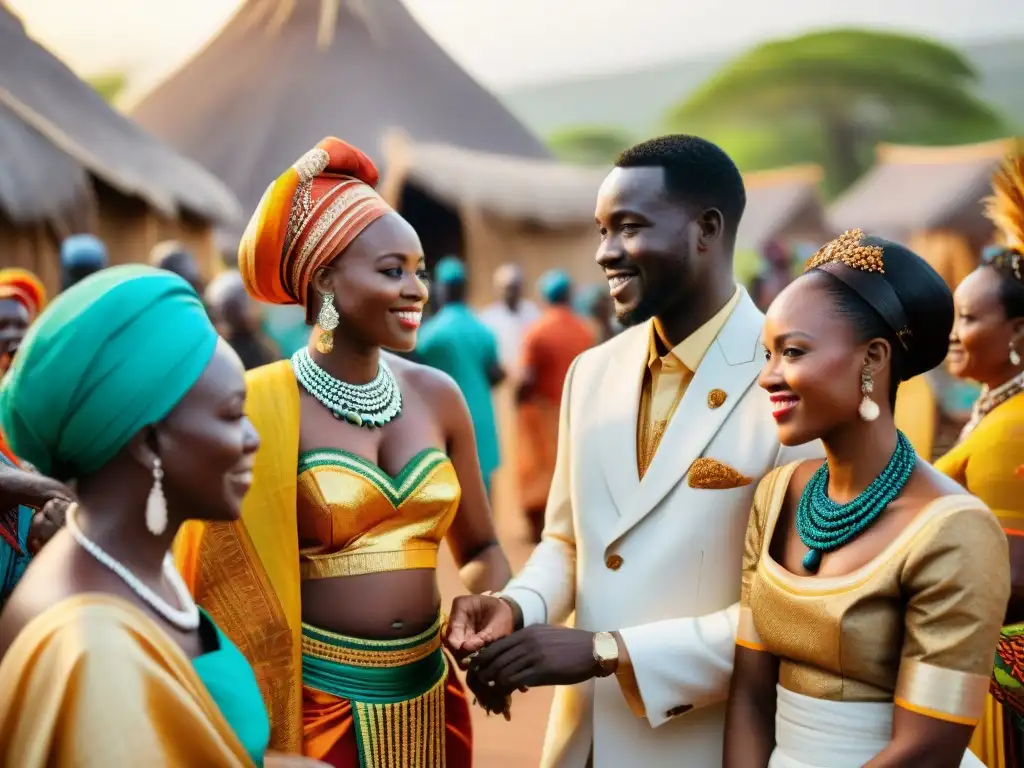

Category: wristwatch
[593, 631, 619, 677]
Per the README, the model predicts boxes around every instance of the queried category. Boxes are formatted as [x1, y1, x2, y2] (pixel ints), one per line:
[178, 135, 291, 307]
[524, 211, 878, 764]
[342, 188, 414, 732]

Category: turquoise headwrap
[434, 256, 466, 285]
[539, 270, 572, 303]
[0, 265, 219, 479]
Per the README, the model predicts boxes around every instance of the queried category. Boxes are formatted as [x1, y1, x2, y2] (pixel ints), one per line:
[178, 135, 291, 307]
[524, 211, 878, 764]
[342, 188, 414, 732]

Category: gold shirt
[636, 287, 741, 477]
[737, 462, 1009, 726]
[296, 447, 460, 579]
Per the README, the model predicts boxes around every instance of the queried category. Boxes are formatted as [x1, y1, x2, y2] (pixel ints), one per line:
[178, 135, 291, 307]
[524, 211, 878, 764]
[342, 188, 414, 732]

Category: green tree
[548, 125, 632, 165]
[666, 29, 1007, 195]
[87, 72, 128, 105]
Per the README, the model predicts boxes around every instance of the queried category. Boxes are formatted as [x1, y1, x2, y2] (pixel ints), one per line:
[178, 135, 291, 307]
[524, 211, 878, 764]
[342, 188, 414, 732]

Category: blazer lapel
[607, 290, 765, 545]
[596, 323, 649, 518]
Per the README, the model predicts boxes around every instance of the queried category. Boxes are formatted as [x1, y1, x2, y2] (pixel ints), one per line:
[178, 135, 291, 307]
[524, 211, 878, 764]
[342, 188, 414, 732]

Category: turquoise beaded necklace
[796, 430, 916, 573]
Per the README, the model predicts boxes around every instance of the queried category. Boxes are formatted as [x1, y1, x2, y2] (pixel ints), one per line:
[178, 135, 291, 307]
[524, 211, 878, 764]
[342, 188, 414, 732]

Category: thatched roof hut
[0, 4, 240, 293]
[379, 132, 603, 305]
[130, 0, 548, 244]
[828, 138, 1022, 249]
[737, 165, 832, 253]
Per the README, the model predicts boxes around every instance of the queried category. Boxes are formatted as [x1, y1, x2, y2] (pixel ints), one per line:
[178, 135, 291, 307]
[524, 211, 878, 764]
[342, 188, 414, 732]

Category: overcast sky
[10, 0, 1024, 89]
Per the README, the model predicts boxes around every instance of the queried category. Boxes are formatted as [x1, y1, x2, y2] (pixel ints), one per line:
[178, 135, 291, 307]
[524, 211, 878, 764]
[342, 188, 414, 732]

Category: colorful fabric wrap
[0, 448, 30, 604]
[993, 624, 1024, 718]
[0, 268, 46, 320]
[301, 616, 449, 768]
[239, 137, 394, 308]
[0, 265, 218, 480]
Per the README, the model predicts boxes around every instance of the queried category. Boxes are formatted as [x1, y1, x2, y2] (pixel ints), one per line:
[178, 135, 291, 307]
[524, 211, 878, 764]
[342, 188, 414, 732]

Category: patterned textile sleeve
[992, 625, 1024, 717]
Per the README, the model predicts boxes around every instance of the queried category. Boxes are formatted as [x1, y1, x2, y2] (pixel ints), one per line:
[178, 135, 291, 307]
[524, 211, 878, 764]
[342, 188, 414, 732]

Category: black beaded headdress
[805, 229, 913, 350]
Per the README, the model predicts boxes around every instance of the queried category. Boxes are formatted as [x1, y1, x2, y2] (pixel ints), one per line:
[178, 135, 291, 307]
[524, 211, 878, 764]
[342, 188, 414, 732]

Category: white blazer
[503, 288, 821, 767]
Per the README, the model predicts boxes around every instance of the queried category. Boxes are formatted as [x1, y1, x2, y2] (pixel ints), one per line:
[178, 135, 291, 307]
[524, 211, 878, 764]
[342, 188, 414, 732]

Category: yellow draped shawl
[0, 594, 255, 767]
[175, 360, 304, 752]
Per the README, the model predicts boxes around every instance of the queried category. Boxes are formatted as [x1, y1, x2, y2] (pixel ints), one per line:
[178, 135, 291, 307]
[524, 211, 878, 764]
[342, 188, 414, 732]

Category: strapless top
[296, 447, 460, 579]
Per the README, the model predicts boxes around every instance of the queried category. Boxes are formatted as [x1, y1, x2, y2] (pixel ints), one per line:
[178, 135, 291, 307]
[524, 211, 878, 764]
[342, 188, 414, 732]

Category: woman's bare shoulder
[386, 353, 463, 408]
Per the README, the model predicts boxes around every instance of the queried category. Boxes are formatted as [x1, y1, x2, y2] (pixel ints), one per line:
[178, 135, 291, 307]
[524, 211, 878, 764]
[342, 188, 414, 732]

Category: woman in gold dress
[724, 230, 1009, 767]
[175, 138, 511, 767]
[938, 156, 1024, 768]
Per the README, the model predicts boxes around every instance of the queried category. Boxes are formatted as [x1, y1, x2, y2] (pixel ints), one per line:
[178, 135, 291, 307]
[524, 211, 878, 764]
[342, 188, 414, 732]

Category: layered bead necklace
[66, 503, 199, 630]
[960, 369, 1024, 439]
[797, 430, 916, 574]
[292, 347, 402, 429]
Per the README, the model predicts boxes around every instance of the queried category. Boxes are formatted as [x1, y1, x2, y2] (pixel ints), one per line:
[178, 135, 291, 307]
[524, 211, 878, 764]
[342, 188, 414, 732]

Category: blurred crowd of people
[0, 134, 1022, 768]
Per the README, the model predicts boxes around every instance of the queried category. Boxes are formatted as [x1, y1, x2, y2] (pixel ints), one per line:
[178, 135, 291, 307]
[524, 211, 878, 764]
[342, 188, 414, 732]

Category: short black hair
[984, 249, 1024, 319]
[810, 236, 953, 408]
[616, 135, 747, 240]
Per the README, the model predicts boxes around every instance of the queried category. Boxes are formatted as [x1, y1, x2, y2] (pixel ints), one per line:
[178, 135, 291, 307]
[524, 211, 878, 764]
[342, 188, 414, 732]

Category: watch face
[595, 632, 618, 664]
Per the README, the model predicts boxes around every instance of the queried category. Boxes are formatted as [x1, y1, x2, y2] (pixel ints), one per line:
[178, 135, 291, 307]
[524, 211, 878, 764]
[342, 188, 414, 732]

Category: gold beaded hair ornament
[805, 228, 913, 350]
[983, 153, 1024, 283]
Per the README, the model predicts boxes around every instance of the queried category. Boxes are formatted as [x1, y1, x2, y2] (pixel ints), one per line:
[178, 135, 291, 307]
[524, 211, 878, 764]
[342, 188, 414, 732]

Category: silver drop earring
[145, 457, 168, 536]
[316, 291, 339, 354]
[859, 368, 880, 422]
[1010, 343, 1021, 367]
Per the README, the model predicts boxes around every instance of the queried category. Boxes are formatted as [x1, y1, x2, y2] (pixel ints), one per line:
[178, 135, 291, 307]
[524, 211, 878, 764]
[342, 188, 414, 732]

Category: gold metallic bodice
[738, 462, 1009, 725]
[296, 448, 460, 580]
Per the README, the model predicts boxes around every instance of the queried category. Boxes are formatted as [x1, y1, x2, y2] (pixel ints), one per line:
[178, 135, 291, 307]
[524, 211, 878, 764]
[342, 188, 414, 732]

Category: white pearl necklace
[66, 504, 200, 631]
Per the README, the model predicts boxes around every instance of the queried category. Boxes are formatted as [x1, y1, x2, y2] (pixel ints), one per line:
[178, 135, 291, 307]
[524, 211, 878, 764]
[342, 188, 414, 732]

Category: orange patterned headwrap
[238, 137, 395, 307]
[0, 268, 46, 320]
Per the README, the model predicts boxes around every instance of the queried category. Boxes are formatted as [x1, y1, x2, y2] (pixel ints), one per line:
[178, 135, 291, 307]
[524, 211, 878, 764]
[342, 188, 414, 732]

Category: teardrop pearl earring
[859, 368, 880, 422]
[145, 457, 168, 536]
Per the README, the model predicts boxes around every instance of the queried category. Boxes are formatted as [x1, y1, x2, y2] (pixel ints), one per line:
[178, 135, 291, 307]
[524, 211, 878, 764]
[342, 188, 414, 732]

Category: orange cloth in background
[516, 307, 594, 511]
[520, 307, 595, 405]
[0, 268, 46, 320]
[301, 660, 472, 767]
[516, 400, 560, 512]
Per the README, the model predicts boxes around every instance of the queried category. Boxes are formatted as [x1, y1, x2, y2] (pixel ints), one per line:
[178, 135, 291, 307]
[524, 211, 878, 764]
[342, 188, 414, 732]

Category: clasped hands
[444, 594, 604, 718]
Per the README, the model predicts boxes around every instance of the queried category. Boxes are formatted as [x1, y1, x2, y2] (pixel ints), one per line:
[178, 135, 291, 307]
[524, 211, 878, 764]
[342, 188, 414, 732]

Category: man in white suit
[447, 135, 820, 767]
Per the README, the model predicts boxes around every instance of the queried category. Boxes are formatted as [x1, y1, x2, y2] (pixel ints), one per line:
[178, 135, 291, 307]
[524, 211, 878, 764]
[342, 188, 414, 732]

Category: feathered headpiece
[985, 153, 1024, 254]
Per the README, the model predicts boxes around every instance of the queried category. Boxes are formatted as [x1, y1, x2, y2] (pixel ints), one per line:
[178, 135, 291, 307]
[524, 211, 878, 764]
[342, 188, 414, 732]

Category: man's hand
[446, 594, 516, 657]
[468, 626, 599, 695]
[0, 462, 74, 512]
[27, 497, 71, 554]
[0, 461, 74, 554]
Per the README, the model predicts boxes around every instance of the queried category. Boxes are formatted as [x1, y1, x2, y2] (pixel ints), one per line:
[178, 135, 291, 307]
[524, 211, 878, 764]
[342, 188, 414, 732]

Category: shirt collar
[647, 286, 741, 371]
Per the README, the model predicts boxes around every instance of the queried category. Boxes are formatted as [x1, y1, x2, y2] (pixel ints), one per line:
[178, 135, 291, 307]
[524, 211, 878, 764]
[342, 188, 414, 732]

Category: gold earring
[316, 292, 339, 354]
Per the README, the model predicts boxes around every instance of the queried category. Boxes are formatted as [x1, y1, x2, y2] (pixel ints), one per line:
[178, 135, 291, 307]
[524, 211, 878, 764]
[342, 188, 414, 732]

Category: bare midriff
[300, 569, 441, 639]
